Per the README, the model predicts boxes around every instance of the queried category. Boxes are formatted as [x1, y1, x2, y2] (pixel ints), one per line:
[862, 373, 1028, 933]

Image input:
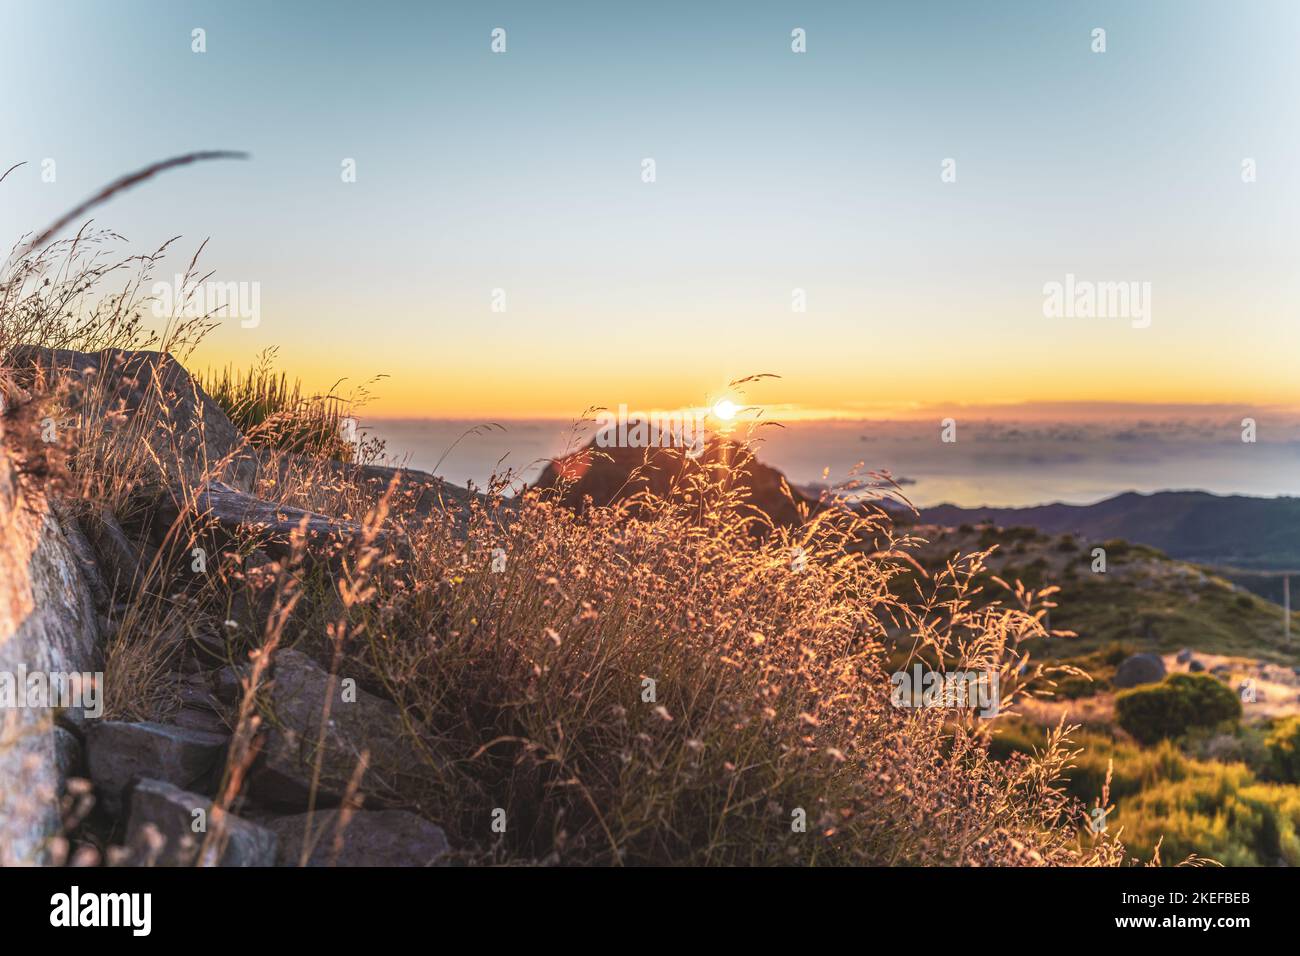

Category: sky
[3, 0, 1299, 422]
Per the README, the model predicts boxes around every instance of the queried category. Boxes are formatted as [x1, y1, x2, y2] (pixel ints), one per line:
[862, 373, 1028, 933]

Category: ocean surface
[365, 416, 1300, 509]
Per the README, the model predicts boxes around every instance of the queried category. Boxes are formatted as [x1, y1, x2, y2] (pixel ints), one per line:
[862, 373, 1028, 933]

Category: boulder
[7, 346, 258, 492]
[85, 721, 228, 817]
[80, 507, 158, 601]
[212, 664, 249, 705]
[249, 649, 438, 810]
[1113, 653, 1167, 689]
[1176, 648, 1194, 664]
[53, 725, 84, 779]
[266, 809, 449, 867]
[153, 479, 402, 567]
[0, 427, 101, 864]
[125, 778, 276, 867]
[1189, 659, 1206, 673]
[171, 706, 230, 736]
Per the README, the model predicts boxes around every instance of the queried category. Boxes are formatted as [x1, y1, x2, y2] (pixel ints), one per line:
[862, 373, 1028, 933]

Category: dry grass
[1, 202, 1139, 867]
[198, 347, 384, 463]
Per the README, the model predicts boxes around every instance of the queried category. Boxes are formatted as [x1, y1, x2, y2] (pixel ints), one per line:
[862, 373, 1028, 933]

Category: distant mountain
[914, 491, 1300, 571]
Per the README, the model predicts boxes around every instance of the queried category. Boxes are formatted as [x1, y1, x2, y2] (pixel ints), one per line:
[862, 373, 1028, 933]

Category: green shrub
[1115, 673, 1242, 745]
[1266, 717, 1300, 783]
[1114, 766, 1300, 866]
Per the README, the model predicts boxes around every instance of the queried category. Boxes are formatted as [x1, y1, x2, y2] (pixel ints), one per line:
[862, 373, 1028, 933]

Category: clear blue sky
[3, 0, 1297, 415]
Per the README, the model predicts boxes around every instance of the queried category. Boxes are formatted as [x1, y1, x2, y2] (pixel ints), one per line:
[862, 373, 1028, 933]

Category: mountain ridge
[911, 490, 1300, 571]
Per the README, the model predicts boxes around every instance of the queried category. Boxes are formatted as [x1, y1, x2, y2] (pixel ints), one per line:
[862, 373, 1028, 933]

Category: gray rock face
[85, 721, 228, 816]
[126, 778, 276, 867]
[53, 725, 84, 779]
[249, 649, 438, 810]
[8, 346, 258, 492]
[154, 479, 402, 568]
[266, 809, 449, 866]
[1113, 652, 1168, 689]
[0, 431, 101, 865]
[212, 665, 249, 705]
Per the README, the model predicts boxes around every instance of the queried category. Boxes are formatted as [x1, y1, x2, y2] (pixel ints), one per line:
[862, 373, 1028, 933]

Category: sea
[365, 415, 1300, 509]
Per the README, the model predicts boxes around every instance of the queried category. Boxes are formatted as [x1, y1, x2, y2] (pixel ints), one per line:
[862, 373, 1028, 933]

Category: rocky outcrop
[153, 479, 402, 571]
[2, 345, 464, 865]
[0, 422, 101, 865]
[532, 437, 816, 531]
[125, 778, 276, 867]
[85, 720, 228, 817]
[250, 649, 439, 811]
[8, 346, 259, 492]
[265, 808, 448, 867]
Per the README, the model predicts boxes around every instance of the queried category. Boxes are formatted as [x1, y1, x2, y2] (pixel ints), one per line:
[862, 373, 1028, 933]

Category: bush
[1115, 673, 1242, 745]
[1266, 717, 1300, 783]
[1115, 766, 1300, 866]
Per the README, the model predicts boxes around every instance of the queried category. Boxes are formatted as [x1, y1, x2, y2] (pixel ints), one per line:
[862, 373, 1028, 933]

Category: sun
[711, 399, 739, 422]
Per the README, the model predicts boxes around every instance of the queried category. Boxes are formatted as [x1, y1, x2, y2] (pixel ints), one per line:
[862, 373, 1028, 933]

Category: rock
[249, 649, 438, 810]
[1113, 653, 1167, 689]
[0, 426, 101, 864]
[9, 344, 484, 536]
[335, 463, 493, 539]
[53, 725, 84, 779]
[49, 502, 110, 612]
[7, 346, 258, 492]
[1176, 648, 1193, 664]
[85, 721, 228, 817]
[171, 707, 230, 736]
[153, 479, 405, 571]
[533, 437, 815, 532]
[178, 679, 220, 712]
[1189, 659, 1206, 672]
[266, 809, 449, 866]
[81, 508, 157, 600]
[212, 665, 249, 705]
[190, 627, 230, 665]
[125, 778, 276, 867]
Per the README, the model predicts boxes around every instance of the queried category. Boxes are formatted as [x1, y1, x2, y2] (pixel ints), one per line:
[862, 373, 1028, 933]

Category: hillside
[898, 524, 1300, 669]
[915, 491, 1300, 571]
